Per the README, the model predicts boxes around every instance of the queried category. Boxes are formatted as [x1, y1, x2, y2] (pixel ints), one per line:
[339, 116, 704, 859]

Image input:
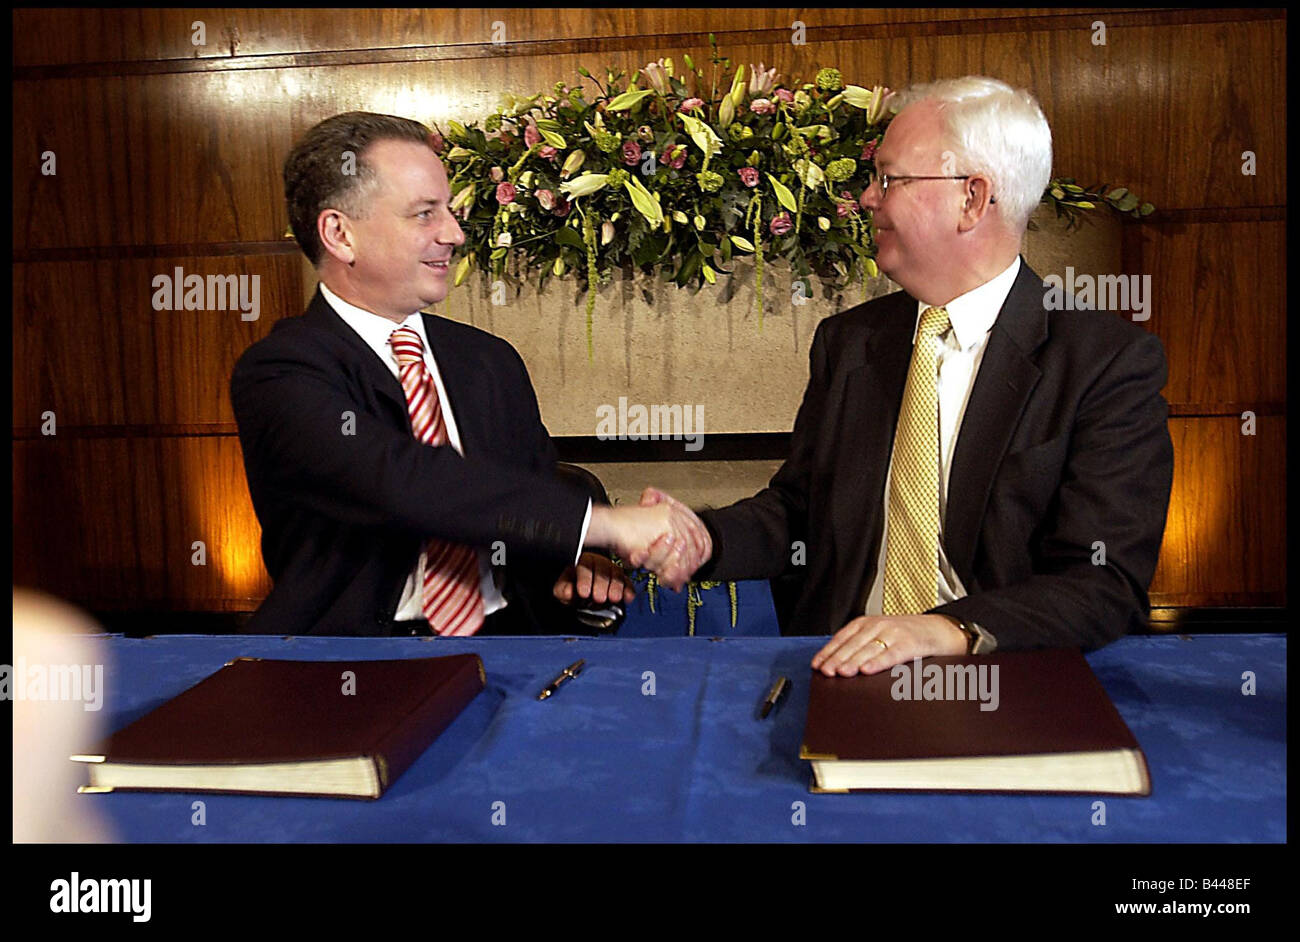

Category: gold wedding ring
[871, 638, 889, 652]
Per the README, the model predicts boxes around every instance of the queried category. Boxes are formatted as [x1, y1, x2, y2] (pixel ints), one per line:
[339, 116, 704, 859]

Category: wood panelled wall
[12, 8, 1286, 613]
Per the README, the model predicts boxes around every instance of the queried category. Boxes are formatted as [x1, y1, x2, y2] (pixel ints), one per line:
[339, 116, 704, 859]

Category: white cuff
[575, 499, 592, 565]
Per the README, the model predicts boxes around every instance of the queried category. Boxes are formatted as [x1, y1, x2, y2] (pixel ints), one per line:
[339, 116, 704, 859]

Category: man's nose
[859, 178, 882, 211]
[441, 214, 466, 246]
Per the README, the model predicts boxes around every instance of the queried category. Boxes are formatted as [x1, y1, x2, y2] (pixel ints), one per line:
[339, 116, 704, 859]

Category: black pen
[537, 659, 586, 700]
[760, 676, 790, 718]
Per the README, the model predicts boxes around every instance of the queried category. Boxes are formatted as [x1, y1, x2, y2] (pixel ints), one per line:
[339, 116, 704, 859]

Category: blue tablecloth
[615, 577, 780, 636]
[78, 632, 1285, 842]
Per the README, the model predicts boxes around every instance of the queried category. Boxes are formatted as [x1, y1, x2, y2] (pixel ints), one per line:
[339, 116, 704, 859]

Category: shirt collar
[318, 282, 428, 366]
[913, 256, 1021, 350]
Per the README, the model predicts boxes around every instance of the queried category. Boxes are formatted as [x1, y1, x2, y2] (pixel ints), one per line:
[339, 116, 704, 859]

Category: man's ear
[317, 208, 356, 266]
[957, 175, 996, 232]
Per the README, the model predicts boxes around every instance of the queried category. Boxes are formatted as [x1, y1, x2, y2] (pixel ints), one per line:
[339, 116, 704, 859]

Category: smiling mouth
[422, 260, 450, 271]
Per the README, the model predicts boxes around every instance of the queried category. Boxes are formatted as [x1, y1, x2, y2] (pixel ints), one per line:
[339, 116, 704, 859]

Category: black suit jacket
[696, 259, 1174, 650]
[230, 287, 592, 636]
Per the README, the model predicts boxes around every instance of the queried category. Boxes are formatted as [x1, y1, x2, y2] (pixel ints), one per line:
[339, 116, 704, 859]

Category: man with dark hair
[232, 112, 705, 636]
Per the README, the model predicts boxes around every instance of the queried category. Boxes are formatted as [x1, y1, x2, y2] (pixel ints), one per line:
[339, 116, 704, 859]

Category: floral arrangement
[432, 37, 1153, 357]
[629, 568, 739, 636]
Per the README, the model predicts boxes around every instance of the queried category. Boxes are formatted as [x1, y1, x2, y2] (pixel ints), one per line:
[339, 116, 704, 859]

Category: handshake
[555, 487, 712, 606]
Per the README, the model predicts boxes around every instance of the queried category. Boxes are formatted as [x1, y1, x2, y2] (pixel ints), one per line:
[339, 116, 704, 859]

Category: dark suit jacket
[695, 259, 1174, 650]
[230, 287, 592, 636]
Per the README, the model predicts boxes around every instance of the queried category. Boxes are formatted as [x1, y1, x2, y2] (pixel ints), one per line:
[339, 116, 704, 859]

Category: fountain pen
[537, 658, 586, 700]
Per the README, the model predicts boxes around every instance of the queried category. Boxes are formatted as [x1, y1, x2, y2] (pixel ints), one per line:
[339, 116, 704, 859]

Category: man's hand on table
[553, 552, 634, 605]
[811, 614, 969, 676]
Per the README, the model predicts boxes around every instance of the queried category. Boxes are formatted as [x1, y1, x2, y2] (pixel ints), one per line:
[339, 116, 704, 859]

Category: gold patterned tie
[882, 305, 950, 615]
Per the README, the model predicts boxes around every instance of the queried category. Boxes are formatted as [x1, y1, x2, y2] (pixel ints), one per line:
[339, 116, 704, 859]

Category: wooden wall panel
[13, 437, 271, 610]
[13, 75, 298, 252]
[12, 256, 300, 428]
[14, 14, 1284, 252]
[1150, 416, 1285, 605]
[10, 8, 1287, 615]
[1135, 219, 1285, 410]
[11, 9, 1094, 68]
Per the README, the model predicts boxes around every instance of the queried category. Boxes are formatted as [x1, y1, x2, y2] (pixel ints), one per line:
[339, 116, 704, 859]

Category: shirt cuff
[574, 499, 592, 565]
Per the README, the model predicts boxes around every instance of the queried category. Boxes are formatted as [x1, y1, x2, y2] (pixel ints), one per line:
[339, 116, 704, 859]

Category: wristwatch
[952, 618, 997, 655]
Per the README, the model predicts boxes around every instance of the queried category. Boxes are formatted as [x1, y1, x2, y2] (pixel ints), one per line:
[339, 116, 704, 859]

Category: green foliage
[435, 51, 1154, 352]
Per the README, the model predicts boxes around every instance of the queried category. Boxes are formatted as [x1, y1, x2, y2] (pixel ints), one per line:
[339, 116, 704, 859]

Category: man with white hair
[644, 76, 1174, 673]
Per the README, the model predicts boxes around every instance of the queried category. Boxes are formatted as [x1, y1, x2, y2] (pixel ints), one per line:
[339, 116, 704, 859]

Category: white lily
[729, 64, 747, 108]
[449, 184, 476, 212]
[559, 173, 610, 198]
[796, 159, 825, 189]
[678, 112, 723, 160]
[842, 85, 891, 124]
[560, 150, 587, 178]
[718, 95, 736, 129]
[748, 62, 778, 97]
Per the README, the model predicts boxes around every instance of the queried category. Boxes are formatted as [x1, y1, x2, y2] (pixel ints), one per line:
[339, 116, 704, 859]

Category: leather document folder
[800, 648, 1151, 795]
[73, 654, 485, 800]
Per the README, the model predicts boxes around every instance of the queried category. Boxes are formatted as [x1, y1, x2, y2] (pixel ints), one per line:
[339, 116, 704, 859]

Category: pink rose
[749, 98, 776, 116]
[554, 198, 572, 218]
[678, 98, 704, 112]
[539, 145, 558, 161]
[622, 140, 642, 166]
[524, 124, 542, 148]
[774, 88, 795, 103]
[665, 144, 687, 169]
[428, 131, 446, 155]
[535, 189, 557, 211]
[861, 139, 878, 161]
[769, 212, 793, 236]
[495, 182, 517, 205]
[738, 167, 760, 188]
[837, 190, 858, 217]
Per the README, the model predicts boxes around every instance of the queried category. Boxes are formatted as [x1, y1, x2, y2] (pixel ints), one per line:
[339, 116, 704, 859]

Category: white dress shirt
[864, 257, 1021, 616]
[319, 283, 591, 622]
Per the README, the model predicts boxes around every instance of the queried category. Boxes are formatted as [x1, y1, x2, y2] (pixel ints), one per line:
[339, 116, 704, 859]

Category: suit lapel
[304, 288, 412, 426]
[828, 294, 915, 618]
[421, 313, 487, 457]
[945, 260, 1048, 585]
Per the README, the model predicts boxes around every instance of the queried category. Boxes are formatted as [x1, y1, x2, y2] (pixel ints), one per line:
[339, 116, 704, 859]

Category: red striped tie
[388, 325, 485, 636]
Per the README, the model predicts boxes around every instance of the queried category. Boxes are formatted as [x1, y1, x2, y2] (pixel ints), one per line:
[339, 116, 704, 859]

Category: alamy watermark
[596, 396, 704, 452]
[49, 873, 150, 922]
[1043, 268, 1151, 321]
[890, 656, 999, 711]
[1, 658, 104, 711]
[151, 266, 260, 321]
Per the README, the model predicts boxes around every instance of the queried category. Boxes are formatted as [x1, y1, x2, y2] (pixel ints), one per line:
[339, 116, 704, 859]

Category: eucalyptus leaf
[768, 174, 798, 212]
[606, 88, 655, 111]
[555, 227, 586, 250]
[625, 177, 665, 225]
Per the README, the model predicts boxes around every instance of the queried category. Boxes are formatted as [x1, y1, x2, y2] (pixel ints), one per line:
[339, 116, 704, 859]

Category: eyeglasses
[876, 173, 995, 203]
